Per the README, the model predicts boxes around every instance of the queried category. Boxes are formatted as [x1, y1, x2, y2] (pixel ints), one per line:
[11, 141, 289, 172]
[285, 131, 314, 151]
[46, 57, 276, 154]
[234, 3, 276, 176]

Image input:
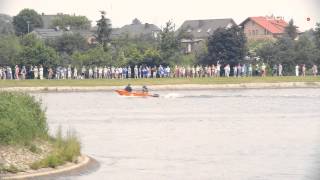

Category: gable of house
[177, 18, 236, 39]
[118, 23, 160, 38]
[241, 16, 288, 35]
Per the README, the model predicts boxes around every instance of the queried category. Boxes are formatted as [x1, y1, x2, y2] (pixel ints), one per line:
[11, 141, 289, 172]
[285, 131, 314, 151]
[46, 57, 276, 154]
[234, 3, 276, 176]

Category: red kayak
[115, 90, 159, 97]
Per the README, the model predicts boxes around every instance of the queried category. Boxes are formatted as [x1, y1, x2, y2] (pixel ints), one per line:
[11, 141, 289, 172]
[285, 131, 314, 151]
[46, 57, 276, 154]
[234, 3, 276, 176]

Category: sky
[0, 0, 319, 31]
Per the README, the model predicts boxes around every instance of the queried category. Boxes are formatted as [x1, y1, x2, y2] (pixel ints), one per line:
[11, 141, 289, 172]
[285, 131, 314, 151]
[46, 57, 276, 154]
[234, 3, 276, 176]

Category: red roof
[243, 16, 288, 34]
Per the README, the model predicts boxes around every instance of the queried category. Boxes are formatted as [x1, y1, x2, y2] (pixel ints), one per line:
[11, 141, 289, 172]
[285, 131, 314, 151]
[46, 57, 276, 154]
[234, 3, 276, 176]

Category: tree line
[0, 9, 320, 75]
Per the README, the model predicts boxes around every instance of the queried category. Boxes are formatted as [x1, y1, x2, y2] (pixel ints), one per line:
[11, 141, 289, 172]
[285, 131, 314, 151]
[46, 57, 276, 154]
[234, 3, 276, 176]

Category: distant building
[240, 16, 289, 40]
[111, 18, 161, 40]
[31, 28, 96, 44]
[177, 18, 236, 53]
[31, 13, 96, 44]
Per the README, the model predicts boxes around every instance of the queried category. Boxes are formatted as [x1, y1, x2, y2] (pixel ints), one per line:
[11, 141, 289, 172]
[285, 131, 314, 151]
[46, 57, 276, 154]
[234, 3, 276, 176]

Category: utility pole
[27, 21, 30, 33]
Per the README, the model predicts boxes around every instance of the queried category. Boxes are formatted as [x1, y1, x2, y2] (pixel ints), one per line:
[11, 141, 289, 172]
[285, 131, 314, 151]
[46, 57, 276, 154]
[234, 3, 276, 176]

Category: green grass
[30, 129, 81, 170]
[0, 92, 48, 145]
[0, 92, 81, 173]
[0, 164, 19, 174]
[0, 76, 320, 88]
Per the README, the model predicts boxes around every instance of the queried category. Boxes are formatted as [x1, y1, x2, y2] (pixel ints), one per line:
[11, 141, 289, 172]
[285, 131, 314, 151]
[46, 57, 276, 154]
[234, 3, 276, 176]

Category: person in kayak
[124, 84, 133, 92]
[142, 85, 148, 93]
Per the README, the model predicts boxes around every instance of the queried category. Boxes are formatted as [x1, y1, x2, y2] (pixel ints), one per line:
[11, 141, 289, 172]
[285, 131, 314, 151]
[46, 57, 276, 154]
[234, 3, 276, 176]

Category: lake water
[35, 88, 320, 180]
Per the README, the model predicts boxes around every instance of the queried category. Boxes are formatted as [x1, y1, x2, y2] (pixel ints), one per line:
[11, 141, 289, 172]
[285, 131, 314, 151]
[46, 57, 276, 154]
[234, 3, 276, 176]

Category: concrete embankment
[1, 82, 320, 92]
[1, 155, 97, 179]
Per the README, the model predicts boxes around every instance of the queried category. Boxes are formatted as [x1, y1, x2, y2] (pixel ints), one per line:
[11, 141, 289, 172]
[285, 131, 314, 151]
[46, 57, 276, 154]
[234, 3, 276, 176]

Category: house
[177, 18, 236, 53]
[31, 14, 96, 44]
[111, 18, 161, 40]
[31, 28, 97, 44]
[240, 16, 289, 40]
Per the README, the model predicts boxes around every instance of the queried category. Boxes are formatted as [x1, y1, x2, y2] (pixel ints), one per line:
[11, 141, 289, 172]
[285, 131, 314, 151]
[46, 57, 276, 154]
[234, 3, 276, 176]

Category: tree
[71, 45, 112, 66]
[284, 19, 298, 40]
[206, 26, 247, 65]
[255, 33, 320, 75]
[48, 33, 88, 55]
[159, 21, 181, 65]
[314, 23, 320, 48]
[18, 34, 59, 67]
[96, 11, 112, 51]
[51, 14, 91, 30]
[0, 35, 22, 66]
[0, 14, 14, 35]
[13, 9, 43, 35]
[142, 47, 161, 66]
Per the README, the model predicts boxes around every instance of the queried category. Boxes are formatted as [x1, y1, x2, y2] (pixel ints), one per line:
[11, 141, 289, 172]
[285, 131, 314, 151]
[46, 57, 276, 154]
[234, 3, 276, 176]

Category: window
[187, 29, 192, 33]
[207, 28, 211, 33]
[187, 43, 192, 53]
[197, 29, 202, 33]
[226, 23, 233, 29]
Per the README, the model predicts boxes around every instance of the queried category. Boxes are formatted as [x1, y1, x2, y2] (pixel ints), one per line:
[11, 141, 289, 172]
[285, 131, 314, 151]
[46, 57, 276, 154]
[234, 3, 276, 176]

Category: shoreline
[0, 155, 95, 179]
[1, 82, 320, 92]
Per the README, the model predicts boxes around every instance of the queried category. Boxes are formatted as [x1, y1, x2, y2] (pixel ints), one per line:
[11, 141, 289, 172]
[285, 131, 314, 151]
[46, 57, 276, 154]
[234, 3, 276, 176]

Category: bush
[31, 129, 81, 170]
[0, 92, 48, 145]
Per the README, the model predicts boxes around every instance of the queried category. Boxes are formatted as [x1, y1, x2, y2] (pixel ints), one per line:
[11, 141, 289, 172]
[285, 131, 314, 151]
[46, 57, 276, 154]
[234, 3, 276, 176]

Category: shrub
[31, 129, 81, 169]
[0, 92, 48, 145]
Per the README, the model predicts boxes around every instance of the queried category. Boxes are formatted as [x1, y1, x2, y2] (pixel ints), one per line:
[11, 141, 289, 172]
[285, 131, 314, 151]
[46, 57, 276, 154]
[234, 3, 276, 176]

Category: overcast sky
[0, 0, 319, 30]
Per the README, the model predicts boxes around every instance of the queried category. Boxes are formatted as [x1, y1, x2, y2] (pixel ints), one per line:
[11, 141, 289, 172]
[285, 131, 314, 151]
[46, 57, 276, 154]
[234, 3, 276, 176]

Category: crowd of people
[0, 63, 318, 80]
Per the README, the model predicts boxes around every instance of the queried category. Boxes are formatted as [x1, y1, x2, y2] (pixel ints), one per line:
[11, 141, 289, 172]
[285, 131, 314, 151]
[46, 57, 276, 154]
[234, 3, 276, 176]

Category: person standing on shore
[33, 66, 38, 79]
[73, 67, 78, 79]
[89, 67, 93, 79]
[272, 64, 277, 76]
[302, 64, 306, 76]
[261, 63, 266, 77]
[295, 64, 299, 76]
[21, 66, 26, 80]
[134, 65, 138, 79]
[15, 65, 19, 80]
[128, 66, 132, 78]
[39, 65, 44, 80]
[278, 64, 283, 76]
[48, 67, 53, 79]
[312, 64, 318, 76]
[248, 64, 253, 77]
[81, 66, 86, 79]
[0, 66, 3, 79]
[67, 65, 72, 79]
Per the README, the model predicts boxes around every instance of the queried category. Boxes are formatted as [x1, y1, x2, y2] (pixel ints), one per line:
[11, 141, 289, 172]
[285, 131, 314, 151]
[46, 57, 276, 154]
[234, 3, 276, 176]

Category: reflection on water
[35, 88, 320, 180]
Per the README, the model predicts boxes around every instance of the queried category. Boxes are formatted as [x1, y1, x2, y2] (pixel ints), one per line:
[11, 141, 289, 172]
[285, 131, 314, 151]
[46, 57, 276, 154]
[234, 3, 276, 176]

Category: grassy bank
[0, 76, 319, 88]
[0, 92, 81, 173]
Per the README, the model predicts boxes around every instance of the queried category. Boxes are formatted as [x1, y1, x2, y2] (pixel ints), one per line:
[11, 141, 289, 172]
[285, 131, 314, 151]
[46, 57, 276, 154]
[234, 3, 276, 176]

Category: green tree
[96, 11, 112, 50]
[142, 47, 161, 66]
[115, 50, 127, 66]
[294, 35, 319, 67]
[13, 9, 43, 35]
[206, 26, 247, 65]
[314, 23, 320, 48]
[18, 34, 59, 67]
[159, 21, 181, 65]
[48, 33, 88, 55]
[0, 14, 14, 35]
[51, 14, 91, 30]
[284, 19, 298, 40]
[0, 35, 22, 66]
[71, 45, 112, 66]
[124, 45, 144, 65]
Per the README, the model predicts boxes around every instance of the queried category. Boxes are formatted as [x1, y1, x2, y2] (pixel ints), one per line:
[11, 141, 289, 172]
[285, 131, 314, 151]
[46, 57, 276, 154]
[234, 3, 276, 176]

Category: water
[35, 88, 320, 180]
